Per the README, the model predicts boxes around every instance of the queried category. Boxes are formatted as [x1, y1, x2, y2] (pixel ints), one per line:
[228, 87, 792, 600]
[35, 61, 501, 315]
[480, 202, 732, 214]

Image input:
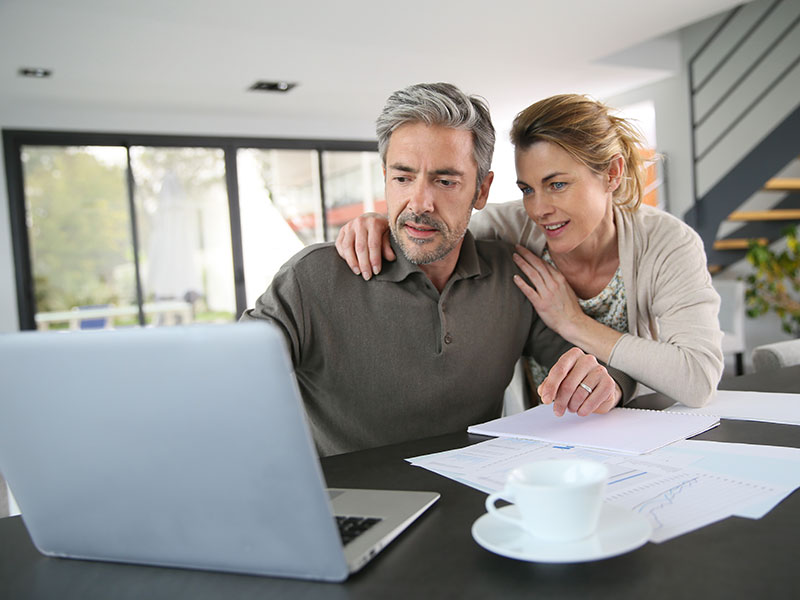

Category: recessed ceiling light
[18, 67, 52, 78]
[248, 80, 297, 93]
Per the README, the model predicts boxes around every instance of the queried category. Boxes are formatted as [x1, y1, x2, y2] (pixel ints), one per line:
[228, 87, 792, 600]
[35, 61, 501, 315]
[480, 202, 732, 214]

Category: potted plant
[743, 225, 800, 337]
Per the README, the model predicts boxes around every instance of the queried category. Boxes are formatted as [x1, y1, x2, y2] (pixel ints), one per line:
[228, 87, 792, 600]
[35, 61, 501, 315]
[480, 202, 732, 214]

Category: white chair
[751, 339, 800, 372]
[502, 359, 535, 416]
[714, 280, 747, 375]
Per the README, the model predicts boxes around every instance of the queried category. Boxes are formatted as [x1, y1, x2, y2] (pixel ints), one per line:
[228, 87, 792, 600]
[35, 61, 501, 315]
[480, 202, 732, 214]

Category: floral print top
[528, 246, 629, 388]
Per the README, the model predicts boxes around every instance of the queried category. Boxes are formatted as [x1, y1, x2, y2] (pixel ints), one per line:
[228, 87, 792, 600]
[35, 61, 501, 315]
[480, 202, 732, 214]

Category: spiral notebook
[467, 405, 720, 455]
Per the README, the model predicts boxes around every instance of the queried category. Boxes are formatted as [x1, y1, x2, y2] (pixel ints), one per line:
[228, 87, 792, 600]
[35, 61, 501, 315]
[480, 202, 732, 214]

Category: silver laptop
[0, 322, 439, 581]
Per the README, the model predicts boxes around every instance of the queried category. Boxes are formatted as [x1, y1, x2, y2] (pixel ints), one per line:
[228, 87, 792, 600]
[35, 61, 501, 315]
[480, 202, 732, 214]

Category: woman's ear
[607, 154, 624, 193]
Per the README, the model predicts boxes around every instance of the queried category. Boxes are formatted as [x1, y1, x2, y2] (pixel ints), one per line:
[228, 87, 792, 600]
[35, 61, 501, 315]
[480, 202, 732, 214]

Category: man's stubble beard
[389, 202, 474, 265]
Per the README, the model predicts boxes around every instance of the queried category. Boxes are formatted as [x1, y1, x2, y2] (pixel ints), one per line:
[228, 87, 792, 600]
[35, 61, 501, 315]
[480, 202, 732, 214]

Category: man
[242, 83, 632, 456]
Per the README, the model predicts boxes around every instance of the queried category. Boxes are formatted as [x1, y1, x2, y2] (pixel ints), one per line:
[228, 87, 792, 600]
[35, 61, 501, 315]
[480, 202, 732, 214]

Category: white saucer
[471, 503, 652, 563]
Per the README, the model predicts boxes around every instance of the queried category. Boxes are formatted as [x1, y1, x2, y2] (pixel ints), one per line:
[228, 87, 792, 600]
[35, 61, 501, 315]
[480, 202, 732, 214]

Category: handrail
[696, 16, 800, 160]
[687, 7, 741, 69]
[692, 0, 779, 96]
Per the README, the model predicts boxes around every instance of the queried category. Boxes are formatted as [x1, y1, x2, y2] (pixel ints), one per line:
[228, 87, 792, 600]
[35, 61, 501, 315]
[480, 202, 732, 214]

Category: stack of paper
[467, 405, 720, 454]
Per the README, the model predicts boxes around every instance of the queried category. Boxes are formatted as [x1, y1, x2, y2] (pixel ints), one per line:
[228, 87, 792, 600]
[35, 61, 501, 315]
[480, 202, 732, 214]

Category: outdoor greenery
[744, 224, 800, 337]
[23, 147, 133, 312]
[23, 145, 234, 322]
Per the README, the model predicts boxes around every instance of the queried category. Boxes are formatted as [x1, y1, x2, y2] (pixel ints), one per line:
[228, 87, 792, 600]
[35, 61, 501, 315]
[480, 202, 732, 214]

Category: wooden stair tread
[763, 178, 800, 191]
[713, 238, 768, 250]
[727, 209, 800, 221]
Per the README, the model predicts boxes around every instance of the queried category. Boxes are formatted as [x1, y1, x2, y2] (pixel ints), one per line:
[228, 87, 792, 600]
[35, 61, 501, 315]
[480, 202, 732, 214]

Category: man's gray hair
[376, 82, 495, 187]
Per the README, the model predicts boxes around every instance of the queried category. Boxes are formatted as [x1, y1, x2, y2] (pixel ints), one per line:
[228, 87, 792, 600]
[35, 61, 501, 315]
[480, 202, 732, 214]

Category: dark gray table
[1, 367, 798, 599]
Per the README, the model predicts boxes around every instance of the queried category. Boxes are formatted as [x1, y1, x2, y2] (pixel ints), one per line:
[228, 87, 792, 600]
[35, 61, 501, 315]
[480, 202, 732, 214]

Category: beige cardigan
[470, 201, 723, 407]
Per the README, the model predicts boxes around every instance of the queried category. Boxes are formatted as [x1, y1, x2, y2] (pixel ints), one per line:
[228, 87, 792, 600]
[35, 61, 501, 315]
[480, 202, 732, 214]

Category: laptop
[0, 322, 439, 581]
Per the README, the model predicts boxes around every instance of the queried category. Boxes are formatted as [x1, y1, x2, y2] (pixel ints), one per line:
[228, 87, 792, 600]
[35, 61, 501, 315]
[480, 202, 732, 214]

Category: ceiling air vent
[248, 80, 297, 93]
[19, 67, 52, 78]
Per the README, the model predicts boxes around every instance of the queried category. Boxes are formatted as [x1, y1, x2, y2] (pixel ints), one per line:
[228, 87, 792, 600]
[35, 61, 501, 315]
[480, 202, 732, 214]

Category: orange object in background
[641, 148, 659, 208]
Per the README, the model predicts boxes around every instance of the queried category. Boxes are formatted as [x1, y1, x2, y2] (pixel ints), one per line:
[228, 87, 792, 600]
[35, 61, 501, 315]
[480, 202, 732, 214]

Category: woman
[336, 94, 723, 407]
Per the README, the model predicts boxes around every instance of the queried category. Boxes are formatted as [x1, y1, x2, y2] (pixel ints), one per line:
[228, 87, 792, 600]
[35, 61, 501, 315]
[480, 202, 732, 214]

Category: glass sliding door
[20, 144, 237, 329]
[129, 146, 235, 325]
[237, 148, 322, 307]
[236, 148, 385, 306]
[21, 145, 137, 330]
[322, 151, 385, 241]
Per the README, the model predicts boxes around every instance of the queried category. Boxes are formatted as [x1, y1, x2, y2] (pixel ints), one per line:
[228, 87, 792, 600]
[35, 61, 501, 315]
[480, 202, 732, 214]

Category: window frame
[2, 129, 378, 330]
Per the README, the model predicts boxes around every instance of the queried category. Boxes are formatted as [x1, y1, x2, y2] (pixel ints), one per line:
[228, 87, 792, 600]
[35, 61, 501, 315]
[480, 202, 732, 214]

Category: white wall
[487, 132, 520, 205]
[605, 74, 694, 219]
[0, 102, 378, 141]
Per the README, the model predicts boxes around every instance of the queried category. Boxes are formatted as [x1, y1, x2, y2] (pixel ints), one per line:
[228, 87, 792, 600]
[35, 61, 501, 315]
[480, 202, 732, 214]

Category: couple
[242, 82, 723, 457]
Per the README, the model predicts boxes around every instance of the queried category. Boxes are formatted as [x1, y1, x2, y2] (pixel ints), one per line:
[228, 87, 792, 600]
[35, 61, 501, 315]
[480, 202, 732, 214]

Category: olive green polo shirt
[242, 233, 580, 456]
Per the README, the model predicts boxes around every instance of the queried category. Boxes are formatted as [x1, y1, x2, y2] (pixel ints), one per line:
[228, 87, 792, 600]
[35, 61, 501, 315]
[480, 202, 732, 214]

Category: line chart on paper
[605, 470, 778, 542]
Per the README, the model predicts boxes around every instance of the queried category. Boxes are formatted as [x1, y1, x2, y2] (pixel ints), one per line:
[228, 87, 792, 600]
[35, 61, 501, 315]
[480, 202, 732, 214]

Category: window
[22, 145, 137, 330]
[130, 146, 235, 323]
[237, 148, 319, 307]
[4, 131, 379, 331]
[322, 151, 385, 241]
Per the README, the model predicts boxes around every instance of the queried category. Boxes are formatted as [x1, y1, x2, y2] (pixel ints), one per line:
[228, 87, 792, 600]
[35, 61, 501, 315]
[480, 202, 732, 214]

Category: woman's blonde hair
[510, 94, 648, 210]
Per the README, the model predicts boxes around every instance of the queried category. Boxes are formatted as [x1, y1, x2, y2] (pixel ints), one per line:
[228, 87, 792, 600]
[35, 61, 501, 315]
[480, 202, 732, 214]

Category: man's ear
[473, 171, 494, 210]
[607, 155, 623, 193]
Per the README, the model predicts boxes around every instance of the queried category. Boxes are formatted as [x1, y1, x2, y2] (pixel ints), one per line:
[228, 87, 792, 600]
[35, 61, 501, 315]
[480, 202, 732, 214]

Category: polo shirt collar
[376, 230, 488, 284]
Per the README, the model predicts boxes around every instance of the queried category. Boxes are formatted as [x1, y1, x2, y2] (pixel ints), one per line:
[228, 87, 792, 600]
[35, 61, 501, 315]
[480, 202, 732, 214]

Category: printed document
[407, 438, 800, 543]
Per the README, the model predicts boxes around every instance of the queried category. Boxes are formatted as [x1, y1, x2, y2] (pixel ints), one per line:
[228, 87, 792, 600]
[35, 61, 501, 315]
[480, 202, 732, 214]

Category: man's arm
[240, 262, 305, 367]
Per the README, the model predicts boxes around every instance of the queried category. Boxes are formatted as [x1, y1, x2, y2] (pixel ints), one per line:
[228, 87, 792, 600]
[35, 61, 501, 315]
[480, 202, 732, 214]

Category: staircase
[681, 0, 800, 271]
[708, 173, 800, 272]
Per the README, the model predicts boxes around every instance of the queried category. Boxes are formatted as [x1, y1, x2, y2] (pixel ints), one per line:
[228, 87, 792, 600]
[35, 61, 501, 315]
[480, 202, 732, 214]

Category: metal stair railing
[688, 0, 800, 213]
[685, 0, 800, 271]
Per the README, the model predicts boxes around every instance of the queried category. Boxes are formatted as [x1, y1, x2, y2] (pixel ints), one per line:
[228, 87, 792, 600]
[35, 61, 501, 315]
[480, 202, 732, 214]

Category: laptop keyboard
[336, 516, 382, 546]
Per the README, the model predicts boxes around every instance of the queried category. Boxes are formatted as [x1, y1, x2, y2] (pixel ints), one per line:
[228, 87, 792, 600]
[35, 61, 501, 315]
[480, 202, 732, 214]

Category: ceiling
[0, 0, 742, 140]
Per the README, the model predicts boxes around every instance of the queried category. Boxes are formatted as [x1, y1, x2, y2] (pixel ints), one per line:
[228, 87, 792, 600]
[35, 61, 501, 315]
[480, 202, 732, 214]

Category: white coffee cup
[485, 459, 609, 541]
